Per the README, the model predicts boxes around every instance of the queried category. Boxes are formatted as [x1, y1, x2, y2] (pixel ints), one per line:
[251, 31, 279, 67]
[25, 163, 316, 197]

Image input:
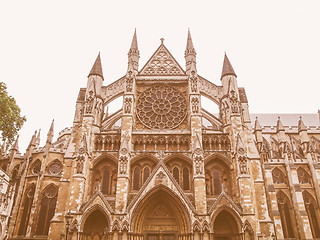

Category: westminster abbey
[0, 30, 320, 240]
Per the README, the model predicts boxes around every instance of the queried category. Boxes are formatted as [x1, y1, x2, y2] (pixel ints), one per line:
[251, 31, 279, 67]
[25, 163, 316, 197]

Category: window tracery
[31, 160, 41, 175]
[136, 86, 187, 130]
[18, 185, 35, 236]
[272, 168, 286, 184]
[36, 185, 58, 236]
[297, 168, 311, 184]
[303, 192, 320, 238]
[47, 160, 62, 175]
[276, 191, 296, 238]
[92, 159, 117, 195]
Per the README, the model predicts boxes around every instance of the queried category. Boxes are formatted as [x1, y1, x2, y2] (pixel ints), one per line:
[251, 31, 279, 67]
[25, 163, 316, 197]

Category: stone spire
[185, 29, 197, 72]
[254, 117, 262, 132]
[128, 29, 140, 72]
[27, 130, 37, 150]
[221, 53, 237, 80]
[276, 117, 286, 143]
[88, 53, 104, 80]
[46, 120, 54, 144]
[298, 117, 309, 143]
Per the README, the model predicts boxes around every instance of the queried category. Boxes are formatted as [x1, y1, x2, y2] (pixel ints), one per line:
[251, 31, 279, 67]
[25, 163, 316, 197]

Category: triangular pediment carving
[127, 160, 195, 213]
[208, 191, 242, 216]
[79, 191, 114, 214]
[139, 44, 186, 76]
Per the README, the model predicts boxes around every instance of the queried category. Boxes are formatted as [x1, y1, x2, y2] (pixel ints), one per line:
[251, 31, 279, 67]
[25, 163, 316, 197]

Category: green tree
[0, 82, 26, 148]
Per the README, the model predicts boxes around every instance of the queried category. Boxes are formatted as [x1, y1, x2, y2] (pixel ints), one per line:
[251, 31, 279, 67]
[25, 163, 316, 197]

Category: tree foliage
[0, 82, 26, 147]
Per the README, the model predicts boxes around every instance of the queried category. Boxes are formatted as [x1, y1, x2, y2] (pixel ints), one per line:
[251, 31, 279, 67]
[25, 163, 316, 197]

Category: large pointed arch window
[18, 185, 35, 235]
[36, 185, 58, 236]
[143, 167, 150, 183]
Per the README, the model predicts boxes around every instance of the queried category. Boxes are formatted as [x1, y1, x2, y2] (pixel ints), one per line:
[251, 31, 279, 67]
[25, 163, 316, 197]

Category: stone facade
[1, 30, 320, 240]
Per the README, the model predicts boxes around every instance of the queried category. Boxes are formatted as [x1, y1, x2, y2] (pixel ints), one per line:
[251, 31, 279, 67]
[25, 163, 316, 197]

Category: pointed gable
[139, 41, 186, 76]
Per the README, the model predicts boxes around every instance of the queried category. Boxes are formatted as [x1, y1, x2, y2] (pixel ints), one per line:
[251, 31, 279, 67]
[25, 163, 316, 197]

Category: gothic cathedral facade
[1, 30, 320, 240]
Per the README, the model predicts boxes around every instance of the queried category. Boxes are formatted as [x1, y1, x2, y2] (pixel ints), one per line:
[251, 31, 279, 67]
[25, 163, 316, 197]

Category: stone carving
[156, 171, 166, 182]
[126, 71, 134, 92]
[229, 90, 239, 114]
[124, 97, 132, 114]
[85, 90, 95, 114]
[194, 156, 203, 175]
[238, 155, 248, 175]
[190, 71, 198, 92]
[136, 86, 187, 129]
[191, 97, 199, 113]
[140, 46, 184, 75]
[119, 156, 128, 174]
[272, 168, 285, 184]
[76, 155, 85, 174]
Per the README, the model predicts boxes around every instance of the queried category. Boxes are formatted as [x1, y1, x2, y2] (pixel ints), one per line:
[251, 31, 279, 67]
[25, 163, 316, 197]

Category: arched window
[183, 167, 190, 190]
[143, 167, 150, 183]
[272, 168, 286, 184]
[277, 192, 295, 238]
[297, 168, 310, 184]
[133, 167, 140, 190]
[18, 185, 35, 235]
[213, 169, 221, 195]
[173, 167, 179, 184]
[303, 193, 320, 238]
[36, 185, 58, 236]
[101, 170, 110, 194]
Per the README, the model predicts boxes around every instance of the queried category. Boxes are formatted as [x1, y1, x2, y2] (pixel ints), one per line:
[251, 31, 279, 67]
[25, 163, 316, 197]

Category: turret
[84, 53, 104, 126]
[221, 53, 238, 96]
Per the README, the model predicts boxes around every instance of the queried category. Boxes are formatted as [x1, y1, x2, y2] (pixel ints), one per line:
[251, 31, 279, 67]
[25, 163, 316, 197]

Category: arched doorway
[213, 210, 241, 240]
[131, 187, 190, 240]
[81, 209, 109, 240]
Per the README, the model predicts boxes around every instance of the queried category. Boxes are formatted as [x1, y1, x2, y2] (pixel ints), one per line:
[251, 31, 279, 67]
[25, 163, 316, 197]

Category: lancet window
[18, 184, 35, 236]
[276, 191, 297, 238]
[303, 192, 320, 238]
[272, 168, 286, 184]
[166, 159, 192, 191]
[205, 159, 231, 196]
[35, 184, 58, 236]
[131, 159, 156, 191]
[92, 158, 117, 195]
[297, 168, 311, 184]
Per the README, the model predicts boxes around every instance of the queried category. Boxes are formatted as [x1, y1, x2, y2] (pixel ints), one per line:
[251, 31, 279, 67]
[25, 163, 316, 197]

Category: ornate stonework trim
[204, 152, 233, 168]
[79, 203, 112, 231]
[79, 191, 114, 215]
[208, 192, 243, 216]
[210, 204, 242, 233]
[198, 76, 222, 105]
[129, 153, 159, 166]
[139, 43, 186, 76]
[102, 76, 125, 106]
[127, 161, 196, 213]
[91, 153, 119, 167]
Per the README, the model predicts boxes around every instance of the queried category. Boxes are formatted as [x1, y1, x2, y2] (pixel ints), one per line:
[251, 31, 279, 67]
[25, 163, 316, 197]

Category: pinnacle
[221, 53, 237, 80]
[130, 29, 138, 51]
[298, 116, 307, 131]
[47, 119, 54, 144]
[276, 116, 284, 132]
[185, 29, 196, 56]
[88, 53, 104, 80]
[254, 117, 262, 131]
[128, 29, 139, 56]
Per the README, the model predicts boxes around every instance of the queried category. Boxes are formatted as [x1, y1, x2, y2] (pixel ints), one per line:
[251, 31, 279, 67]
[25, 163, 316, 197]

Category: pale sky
[1, 0, 319, 152]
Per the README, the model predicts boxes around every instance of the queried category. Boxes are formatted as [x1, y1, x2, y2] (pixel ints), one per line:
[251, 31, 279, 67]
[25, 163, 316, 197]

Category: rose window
[136, 86, 187, 129]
